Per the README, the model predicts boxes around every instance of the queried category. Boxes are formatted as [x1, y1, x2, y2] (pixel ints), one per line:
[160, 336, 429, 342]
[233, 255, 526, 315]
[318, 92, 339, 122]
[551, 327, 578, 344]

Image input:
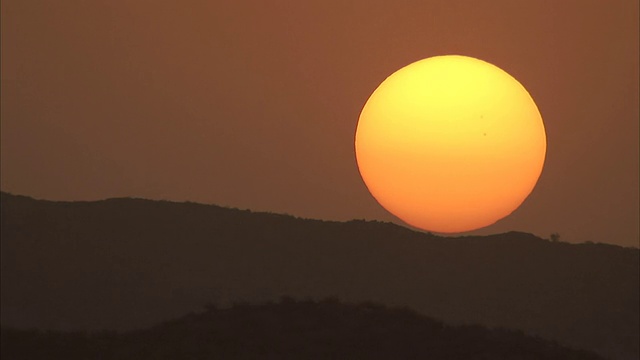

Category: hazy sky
[2, 0, 638, 247]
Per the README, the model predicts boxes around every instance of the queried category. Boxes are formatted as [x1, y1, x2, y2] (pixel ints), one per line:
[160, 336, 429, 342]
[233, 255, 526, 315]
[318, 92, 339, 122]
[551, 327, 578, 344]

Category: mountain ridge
[3, 191, 633, 248]
[1, 191, 638, 359]
[2, 298, 606, 360]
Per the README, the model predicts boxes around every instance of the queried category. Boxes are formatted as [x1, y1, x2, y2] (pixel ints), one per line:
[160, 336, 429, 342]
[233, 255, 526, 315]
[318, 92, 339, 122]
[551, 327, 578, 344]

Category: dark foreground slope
[1, 193, 638, 359]
[1, 299, 605, 360]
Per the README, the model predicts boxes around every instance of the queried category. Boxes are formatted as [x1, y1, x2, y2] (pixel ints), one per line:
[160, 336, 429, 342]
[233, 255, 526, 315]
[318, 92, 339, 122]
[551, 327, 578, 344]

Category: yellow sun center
[355, 55, 546, 233]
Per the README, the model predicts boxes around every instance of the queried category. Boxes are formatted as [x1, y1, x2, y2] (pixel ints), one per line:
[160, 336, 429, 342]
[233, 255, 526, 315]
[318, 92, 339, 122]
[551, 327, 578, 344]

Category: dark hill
[1, 192, 638, 359]
[1, 298, 605, 360]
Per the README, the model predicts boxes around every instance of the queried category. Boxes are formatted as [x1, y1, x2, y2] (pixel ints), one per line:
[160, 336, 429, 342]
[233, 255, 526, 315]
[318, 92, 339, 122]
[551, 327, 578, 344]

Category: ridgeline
[1, 192, 637, 359]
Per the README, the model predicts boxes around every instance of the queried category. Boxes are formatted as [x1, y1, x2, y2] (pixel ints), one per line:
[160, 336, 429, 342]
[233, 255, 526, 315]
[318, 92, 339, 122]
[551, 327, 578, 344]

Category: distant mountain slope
[1, 192, 638, 359]
[1, 298, 605, 360]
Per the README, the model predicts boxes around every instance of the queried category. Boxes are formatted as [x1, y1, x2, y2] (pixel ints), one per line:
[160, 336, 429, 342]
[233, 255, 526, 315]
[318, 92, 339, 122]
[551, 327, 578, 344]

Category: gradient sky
[2, 0, 638, 247]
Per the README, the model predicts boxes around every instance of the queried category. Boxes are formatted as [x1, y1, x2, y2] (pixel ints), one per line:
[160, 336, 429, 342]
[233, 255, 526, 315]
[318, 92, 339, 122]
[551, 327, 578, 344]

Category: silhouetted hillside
[1, 192, 638, 359]
[1, 298, 606, 360]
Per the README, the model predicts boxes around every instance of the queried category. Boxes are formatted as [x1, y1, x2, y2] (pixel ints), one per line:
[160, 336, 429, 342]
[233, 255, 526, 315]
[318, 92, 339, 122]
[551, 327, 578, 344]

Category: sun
[355, 55, 546, 233]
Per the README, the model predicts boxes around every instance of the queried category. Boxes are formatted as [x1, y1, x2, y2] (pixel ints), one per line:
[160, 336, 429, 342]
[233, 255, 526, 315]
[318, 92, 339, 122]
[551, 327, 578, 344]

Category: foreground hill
[1, 298, 605, 360]
[1, 192, 638, 359]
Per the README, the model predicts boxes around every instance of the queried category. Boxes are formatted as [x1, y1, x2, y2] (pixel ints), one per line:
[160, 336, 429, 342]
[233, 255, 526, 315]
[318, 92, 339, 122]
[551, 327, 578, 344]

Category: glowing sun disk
[355, 55, 546, 233]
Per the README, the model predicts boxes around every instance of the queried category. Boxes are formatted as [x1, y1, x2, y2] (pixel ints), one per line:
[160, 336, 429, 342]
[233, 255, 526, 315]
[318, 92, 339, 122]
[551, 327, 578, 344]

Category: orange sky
[2, 0, 638, 246]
